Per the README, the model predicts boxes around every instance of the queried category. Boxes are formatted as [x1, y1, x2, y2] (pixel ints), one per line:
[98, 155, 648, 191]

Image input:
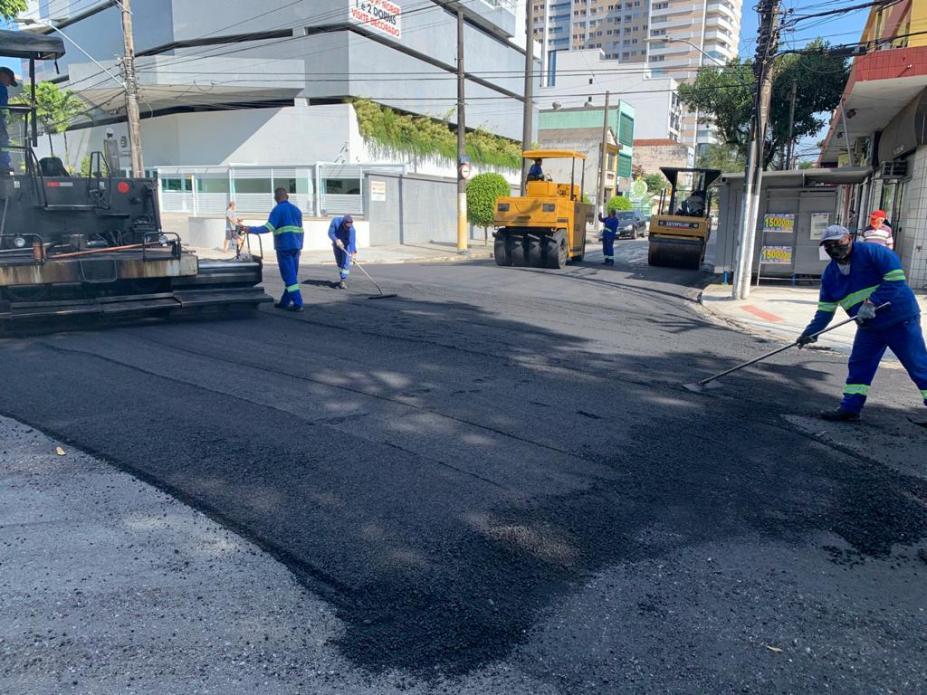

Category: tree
[0, 0, 26, 19]
[14, 82, 86, 165]
[677, 40, 847, 169]
[606, 195, 632, 213]
[466, 173, 510, 240]
[696, 143, 745, 173]
[643, 173, 667, 194]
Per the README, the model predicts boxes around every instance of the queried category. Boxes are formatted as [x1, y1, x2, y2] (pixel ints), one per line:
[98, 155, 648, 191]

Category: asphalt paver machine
[647, 167, 721, 270]
[0, 30, 270, 333]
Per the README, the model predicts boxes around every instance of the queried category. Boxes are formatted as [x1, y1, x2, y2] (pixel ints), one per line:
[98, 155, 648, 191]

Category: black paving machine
[0, 30, 270, 333]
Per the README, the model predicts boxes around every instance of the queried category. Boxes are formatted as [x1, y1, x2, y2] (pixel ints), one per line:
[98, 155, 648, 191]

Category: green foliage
[79, 154, 92, 177]
[606, 195, 632, 212]
[13, 82, 85, 135]
[643, 173, 667, 194]
[582, 193, 591, 204]
[466, 172, 510, 228]
[677, 40, 848, 169]
[0, 0, 26, 19]
[354, 99, 521, 169]
[696, 143, 745, 173]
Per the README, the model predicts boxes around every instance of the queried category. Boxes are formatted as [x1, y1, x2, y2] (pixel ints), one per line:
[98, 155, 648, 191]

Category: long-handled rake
[684, 302, 890, 394]
[353, 258, 398, 300]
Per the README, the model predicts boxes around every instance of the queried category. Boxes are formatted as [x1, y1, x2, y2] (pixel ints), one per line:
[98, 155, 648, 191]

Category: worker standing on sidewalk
[860, 209, 894, 250]
[797, 225, 927, 421]
[243, 188, 304, 312]
[328, 214, 356, 289]
[598, 210, 619, 265]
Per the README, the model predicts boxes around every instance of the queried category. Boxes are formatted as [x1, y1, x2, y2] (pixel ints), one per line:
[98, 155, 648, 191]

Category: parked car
[613, 211, 648, 239]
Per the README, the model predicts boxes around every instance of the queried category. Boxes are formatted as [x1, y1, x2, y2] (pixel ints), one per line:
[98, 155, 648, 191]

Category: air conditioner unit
[881, 160, 907, 178]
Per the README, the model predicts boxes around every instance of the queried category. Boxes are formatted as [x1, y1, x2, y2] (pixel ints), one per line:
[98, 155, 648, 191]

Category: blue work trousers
[333, 246, 352, 280]
[276, 249, 303, 308]
[842, 317, 927, 413]
[602, 232, 616, 262]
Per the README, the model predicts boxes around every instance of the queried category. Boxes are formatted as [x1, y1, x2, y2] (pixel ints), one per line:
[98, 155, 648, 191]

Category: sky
[740, 0, 873, 59]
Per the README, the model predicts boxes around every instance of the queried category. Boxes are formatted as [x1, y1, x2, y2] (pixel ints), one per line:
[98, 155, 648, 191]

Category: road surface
[1, 241, 925, 692]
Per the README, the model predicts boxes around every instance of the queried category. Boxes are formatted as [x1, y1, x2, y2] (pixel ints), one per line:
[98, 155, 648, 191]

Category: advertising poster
[809, 212, 830, 240]
[350, 0, 402, 39]
[763, 213, 795, 234]
[760, 245, 793, 265]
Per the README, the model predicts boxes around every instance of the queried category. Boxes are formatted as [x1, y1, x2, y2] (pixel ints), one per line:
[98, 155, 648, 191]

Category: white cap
[819, 224, 850, 245]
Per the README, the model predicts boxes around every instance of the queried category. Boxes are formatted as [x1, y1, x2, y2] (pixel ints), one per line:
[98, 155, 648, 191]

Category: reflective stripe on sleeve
[882, 269, 906, 282]
[817, 301, 838, 312]
[264, 222, 275, 233]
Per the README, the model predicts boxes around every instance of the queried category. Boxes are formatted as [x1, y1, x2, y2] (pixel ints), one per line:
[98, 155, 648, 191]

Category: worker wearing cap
[797, 224, 926, 421]
[243, 187, 304, 312]
[0, 67, 18, 174]
[328, 214, 356, 289]
[861, 209, 894, 250]
[598, 210, 619, 265]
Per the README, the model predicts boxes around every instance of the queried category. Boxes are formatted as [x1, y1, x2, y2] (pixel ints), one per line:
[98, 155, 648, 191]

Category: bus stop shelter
[708, 167, 872, 283]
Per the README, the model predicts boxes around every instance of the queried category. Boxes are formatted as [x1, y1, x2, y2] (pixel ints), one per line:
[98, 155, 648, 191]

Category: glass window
[273, 177, 298, 194]
[196, 177, 230, 193]
[234, 178, 273, 194]
[324, 178, 361, 195]
[161, 177, 191, 192]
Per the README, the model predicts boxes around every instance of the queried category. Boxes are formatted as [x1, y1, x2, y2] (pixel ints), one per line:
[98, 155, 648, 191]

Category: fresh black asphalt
[1, 241, 925, 691]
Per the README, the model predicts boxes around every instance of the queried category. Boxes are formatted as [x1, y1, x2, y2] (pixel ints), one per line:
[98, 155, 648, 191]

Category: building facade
[21, 0, 530, 217]
[818, 0, 927, 289]
[532, 0, 742, 148]
[537, 102, 635, 205]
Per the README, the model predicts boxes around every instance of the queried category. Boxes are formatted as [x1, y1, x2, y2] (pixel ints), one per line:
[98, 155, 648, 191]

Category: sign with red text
[350, 0, 402, 39]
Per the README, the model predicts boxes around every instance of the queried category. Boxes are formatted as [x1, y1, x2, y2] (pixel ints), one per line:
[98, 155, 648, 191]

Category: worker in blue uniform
[598, 209, 619, 265]
[244, 187, 304, 312]
[798, 225, 927, 421]
[328, 214, 356, 289]
[527, 158, 544, 182]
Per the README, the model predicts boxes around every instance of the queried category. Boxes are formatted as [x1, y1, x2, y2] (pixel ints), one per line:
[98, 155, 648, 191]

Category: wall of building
[632, 139, 694, 178]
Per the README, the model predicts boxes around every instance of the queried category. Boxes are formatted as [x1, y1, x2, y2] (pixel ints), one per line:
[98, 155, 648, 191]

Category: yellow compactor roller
[493, 150, 594, 269]
[647, 167, 721, 270]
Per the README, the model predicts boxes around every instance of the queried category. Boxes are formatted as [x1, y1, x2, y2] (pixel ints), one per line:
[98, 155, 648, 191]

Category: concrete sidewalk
[191, 240, 494, 265]
[700, 282, 927, 355]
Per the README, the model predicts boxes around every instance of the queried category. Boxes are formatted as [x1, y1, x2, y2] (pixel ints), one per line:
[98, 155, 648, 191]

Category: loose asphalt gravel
[1, 240, 926, 693]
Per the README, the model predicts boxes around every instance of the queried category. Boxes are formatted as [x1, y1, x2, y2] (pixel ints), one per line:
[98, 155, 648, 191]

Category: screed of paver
[0, 416, 553, 695]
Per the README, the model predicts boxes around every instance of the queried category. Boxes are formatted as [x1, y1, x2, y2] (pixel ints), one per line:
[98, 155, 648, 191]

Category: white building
[538, 49, 681, 141]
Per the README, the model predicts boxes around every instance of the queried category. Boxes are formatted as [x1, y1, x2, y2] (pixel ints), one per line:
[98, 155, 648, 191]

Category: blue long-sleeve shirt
[803, 242, 920, 336]
[327, 216, 356, 253]
[248, 200, 303, 251]
[599, 214, 620, 235]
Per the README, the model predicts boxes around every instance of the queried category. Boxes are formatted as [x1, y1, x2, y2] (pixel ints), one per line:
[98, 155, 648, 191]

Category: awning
[0, 28, 65, 60]
[720, 166, 872, 186]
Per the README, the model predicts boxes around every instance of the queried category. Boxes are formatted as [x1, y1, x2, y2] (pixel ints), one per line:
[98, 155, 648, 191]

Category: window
[161, 177, 192, 192]
[234, 178, 272, 194]
[196, 177, 230, 193]
[324, 178, 361, 195]
[273, 177, 298, 194]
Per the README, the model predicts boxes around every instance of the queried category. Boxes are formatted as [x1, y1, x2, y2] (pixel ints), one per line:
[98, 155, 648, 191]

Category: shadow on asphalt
[1, 286, 926, 680]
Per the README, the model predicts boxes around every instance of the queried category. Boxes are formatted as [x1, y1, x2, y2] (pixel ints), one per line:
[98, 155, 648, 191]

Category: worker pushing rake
[687, 225, 927, 424]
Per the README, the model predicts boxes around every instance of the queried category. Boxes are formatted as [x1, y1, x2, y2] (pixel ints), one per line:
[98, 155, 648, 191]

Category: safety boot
[820, 408, 861, 422]
[338, 280, 348, 290]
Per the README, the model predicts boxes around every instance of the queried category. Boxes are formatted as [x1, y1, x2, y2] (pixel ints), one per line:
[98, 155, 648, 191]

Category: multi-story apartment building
[533, 0, 743, 149]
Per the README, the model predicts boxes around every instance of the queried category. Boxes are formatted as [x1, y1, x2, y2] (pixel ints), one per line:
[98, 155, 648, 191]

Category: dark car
[614, 211, 648, 239]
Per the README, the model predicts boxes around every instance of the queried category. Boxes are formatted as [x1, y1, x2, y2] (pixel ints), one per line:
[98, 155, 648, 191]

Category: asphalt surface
[2, 240, 927, 692]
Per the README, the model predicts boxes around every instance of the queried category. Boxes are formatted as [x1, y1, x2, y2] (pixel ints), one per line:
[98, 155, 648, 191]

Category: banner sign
[350, 0, 402, 39]
[763, 213, 795, 234]
[760, 245, 793, 265]
[809, 212, 830, 240]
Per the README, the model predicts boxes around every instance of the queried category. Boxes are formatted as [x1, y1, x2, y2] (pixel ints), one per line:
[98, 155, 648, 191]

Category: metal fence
[156, 163, 404, 217]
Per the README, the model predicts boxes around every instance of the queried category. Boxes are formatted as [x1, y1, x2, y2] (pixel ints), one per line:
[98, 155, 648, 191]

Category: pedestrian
[328, 214, 356, 289]
[797, 224, 926, 421]
[242, 188, 304, 312]
[598, 209, 619, 265]
[0, 67, 17, 175]
[223, 200, 243, 255]
[860, 209, 894, 250]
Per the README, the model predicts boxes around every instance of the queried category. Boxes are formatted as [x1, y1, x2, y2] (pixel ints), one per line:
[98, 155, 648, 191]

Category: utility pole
[521, 0, 535, 193]
[456, 8, 468, 253]
[119, 0, 144, 177]
[597, 90, 611, 214]
[785, 79, 797, 169]
[732, 0, 780, 300]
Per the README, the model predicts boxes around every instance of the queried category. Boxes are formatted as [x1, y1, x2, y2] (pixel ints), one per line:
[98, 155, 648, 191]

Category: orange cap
[870, 209, 887, 219]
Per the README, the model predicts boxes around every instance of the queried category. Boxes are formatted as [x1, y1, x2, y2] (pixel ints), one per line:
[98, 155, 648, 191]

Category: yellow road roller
[647, 167, 721, 269]
[493, 150, 594, 269]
